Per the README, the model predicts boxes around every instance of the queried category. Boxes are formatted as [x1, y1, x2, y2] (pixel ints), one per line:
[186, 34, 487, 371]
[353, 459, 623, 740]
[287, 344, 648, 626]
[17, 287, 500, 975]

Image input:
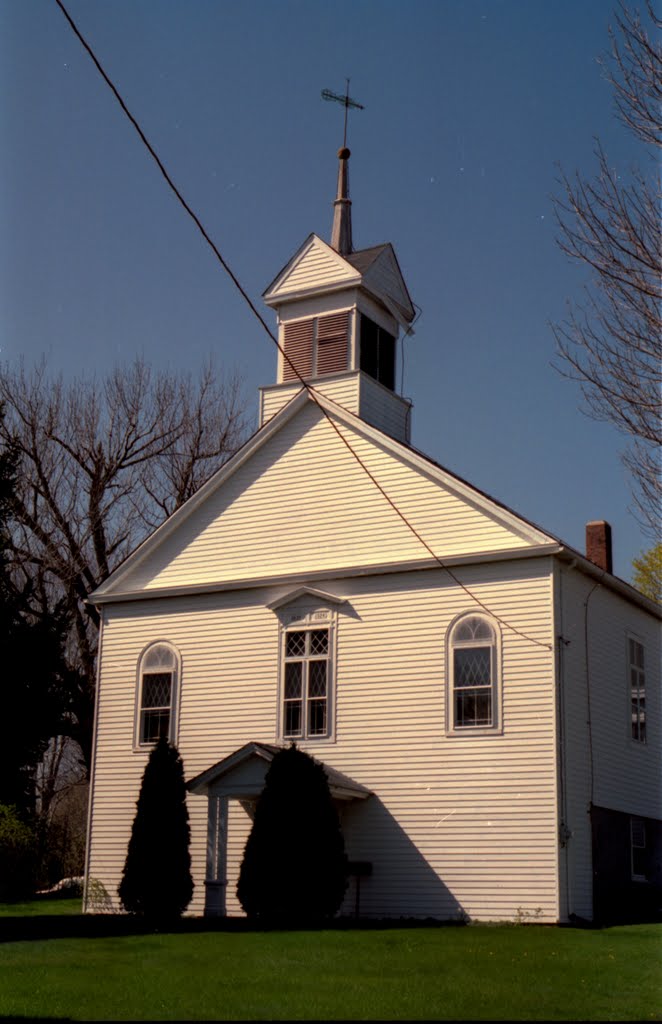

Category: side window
[136, 642, 179, 746]
[448, 614, 499, 733]
[628, 636, 646, 743]
[359, 313, 395, 391]
[280, 616, 334, 741]
[631, 818, 647, 881]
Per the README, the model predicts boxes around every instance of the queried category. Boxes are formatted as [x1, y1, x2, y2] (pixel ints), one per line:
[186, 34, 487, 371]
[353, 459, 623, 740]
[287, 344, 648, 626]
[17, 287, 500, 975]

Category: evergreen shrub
[237, 744, 347, 924]
[118, 737, 193, 922]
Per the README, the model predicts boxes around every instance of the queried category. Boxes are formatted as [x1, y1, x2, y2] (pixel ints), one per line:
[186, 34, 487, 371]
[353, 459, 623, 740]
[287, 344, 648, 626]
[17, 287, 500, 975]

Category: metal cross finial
[321, 79, 364, 148]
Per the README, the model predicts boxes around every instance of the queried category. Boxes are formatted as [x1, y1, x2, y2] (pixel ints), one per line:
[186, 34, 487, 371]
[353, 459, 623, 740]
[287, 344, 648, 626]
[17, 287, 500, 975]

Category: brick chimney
[586, 520, 613, 574]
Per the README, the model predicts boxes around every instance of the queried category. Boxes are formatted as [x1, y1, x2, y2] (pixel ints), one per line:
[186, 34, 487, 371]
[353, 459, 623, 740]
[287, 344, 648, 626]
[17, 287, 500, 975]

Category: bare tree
[600, 1, 662, 148]
[552, 2, 661, 538]
[0, 358, 248, 772]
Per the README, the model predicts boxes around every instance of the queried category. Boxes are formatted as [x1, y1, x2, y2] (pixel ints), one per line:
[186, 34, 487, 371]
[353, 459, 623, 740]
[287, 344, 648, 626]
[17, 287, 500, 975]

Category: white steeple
[259, 146, 417, 444]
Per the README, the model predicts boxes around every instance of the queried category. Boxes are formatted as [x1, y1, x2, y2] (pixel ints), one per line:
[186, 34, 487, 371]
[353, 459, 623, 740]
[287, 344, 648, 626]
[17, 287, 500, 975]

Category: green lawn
[0, 896, 83, 917]
[0, 900, 660, 1020]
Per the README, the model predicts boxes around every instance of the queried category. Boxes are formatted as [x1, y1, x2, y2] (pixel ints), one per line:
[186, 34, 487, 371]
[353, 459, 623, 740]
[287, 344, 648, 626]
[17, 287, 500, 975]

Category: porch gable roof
[186, 741, 372, 802]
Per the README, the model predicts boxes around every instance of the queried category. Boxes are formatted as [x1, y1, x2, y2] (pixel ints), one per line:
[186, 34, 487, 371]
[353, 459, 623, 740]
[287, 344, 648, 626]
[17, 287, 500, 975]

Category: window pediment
[267, 586, 346, 613]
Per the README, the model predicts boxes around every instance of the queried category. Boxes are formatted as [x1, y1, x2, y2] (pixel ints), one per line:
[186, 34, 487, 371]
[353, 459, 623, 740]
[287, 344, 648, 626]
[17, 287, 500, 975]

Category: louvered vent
[317, 311, 349, 376]
[282, 319, 314, 381]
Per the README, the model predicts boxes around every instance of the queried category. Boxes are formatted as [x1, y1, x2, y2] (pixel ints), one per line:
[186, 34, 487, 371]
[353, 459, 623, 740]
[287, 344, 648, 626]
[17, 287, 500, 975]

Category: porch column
[204, 794, 228, 916]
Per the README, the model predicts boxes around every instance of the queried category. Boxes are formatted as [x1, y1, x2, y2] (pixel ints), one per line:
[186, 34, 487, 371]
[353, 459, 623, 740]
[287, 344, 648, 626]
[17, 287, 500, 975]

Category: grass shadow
[0, 911, 471, 944]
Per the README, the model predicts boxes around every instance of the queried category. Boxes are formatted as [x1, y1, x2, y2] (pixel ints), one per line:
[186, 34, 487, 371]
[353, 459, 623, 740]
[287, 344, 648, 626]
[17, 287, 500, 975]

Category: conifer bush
[237, 744, 347, 924]
[118, 737, 193, 922]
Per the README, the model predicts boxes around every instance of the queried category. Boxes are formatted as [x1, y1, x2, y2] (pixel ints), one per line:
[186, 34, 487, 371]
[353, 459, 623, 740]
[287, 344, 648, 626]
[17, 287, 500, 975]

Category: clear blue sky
[0, 0, 654, 581]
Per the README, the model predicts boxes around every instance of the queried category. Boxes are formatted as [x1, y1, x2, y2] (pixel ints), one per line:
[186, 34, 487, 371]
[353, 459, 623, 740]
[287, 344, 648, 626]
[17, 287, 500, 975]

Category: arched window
[448, 615, 499, 732]
[136, 642, 179, 746]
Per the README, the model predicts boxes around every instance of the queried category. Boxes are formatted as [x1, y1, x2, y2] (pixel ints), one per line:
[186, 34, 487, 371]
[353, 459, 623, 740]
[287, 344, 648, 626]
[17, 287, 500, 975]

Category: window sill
[445, 725, 503, 738]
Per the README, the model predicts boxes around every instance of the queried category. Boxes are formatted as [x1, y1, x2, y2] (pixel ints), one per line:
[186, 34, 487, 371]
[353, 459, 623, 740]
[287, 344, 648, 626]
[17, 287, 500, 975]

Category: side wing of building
[555, 561, 662, 922]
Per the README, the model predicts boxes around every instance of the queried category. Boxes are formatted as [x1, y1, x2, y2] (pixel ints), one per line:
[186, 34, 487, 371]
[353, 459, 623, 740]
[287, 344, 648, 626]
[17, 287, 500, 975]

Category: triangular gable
[90, 388, 557, 604]
[186, 740, 371, 801]
[263, 234, 361, 305]
[267, 586, 347, 611]
[350, 243, 415, 326]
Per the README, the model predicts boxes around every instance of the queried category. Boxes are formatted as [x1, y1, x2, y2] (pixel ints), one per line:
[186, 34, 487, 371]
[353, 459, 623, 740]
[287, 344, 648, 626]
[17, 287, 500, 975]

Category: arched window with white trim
[136, 642, 180, 746]
[448, 614, 500, 732]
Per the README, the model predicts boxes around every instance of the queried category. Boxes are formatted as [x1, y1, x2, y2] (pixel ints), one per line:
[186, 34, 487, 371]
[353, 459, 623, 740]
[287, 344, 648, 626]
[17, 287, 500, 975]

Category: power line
[53, 0, 552, 651]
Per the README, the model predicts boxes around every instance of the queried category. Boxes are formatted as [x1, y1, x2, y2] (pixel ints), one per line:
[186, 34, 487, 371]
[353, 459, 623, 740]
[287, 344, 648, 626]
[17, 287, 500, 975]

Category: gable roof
[86, 384, 661, 619]
[186, 741, 372, 801]
[262, 234, 415, 328]
[88, 386, 558, 605]
[347, 242, 415, 327]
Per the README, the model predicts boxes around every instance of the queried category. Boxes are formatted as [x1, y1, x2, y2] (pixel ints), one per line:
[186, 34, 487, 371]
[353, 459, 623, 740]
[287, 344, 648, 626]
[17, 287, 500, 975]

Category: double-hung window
[631, 818, 647, 881]
[448, 614, 499, 732]
[137, 642, 179, 746]
[283, 627, 331, 739]
[628, 636, 646, 743]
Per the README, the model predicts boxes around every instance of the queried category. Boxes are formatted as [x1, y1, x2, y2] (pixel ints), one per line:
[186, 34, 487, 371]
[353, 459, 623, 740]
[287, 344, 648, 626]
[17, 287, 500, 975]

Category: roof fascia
[90, 544, 562, 606]
[93, 545, 662, 620]
[555, 547, 662, 618]
[266, 280, 362, 308]
[187, 741, 277, 793]
[187, 741, 371, 799]
[262, 232, 316, 299]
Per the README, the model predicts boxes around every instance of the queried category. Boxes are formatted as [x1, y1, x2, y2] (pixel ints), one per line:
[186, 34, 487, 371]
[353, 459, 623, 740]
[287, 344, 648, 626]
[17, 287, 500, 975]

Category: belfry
[259, 144, 417, 443]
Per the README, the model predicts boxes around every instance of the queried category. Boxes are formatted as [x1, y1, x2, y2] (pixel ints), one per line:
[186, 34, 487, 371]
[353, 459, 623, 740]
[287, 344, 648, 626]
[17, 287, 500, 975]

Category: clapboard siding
[561, 565, 661, 813]
[275, 238, 358, 294]
[261, 373, 410, 442]
[86, 558, 558, 921]
[555, 565, 661, 919]
[125, 403, 533, 593]
[357, 373, 410, 441]
[364, 247, 411, 313]
[260, 374, 360, 424]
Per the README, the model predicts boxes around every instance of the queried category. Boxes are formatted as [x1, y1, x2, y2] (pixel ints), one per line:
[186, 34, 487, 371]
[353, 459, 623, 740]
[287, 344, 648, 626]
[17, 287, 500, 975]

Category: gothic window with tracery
[448, 615, 499, 731]
[137, 642, 179, 746]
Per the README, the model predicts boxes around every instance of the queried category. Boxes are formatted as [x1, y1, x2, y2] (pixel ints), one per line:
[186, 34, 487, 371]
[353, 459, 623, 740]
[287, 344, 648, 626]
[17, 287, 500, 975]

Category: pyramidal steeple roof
[330, 146, 353, 255]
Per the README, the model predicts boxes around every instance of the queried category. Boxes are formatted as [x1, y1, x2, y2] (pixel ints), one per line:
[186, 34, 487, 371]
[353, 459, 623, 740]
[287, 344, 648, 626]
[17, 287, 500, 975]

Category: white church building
[84, 145, 661, 924]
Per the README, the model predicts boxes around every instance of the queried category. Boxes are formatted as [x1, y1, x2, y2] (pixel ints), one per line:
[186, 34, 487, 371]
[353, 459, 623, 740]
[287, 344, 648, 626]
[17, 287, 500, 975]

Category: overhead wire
[54, 0, 552, 651]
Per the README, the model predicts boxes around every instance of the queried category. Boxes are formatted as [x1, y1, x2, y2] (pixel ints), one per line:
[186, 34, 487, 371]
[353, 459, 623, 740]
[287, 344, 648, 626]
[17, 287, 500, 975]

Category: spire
[331, 146, 353, 255]
[322, 82, 363, 256]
